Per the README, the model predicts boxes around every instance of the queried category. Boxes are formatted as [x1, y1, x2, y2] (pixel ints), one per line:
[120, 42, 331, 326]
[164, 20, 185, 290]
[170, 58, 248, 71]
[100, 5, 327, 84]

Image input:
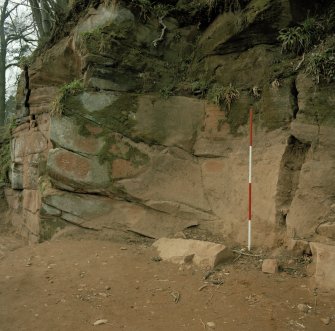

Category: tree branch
[5, 62, 19, 69]
[4, 3, 19, 19]
[152, 15, 167, 48]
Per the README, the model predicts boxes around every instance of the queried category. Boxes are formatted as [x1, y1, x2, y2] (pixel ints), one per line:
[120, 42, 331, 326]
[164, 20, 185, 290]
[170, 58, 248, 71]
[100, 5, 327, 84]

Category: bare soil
[0, 226, 334, 331]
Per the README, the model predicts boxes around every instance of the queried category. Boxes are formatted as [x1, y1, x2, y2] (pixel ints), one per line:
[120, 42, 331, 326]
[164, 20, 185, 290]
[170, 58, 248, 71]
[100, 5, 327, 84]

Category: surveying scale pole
[248, 107, 253, 251]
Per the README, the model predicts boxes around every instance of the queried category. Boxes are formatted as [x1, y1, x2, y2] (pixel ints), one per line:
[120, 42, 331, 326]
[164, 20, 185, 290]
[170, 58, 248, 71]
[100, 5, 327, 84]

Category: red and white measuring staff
[248, 108, 253, 251]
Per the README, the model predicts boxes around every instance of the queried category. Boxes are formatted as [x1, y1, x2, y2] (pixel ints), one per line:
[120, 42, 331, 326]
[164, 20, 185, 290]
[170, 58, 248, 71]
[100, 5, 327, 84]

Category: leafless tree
[0, 0, 37, 125]
[28, 0, 69, 39]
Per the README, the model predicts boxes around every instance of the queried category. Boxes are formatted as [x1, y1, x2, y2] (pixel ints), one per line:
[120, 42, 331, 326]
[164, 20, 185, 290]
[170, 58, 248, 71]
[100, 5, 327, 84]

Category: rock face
[5, 0, 335, 286]
[47, 148, 110, 191]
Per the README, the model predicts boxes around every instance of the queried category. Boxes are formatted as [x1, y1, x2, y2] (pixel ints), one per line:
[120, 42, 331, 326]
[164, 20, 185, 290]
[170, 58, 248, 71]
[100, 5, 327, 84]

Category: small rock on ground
[297, 303, 310, 313]
[207, 321, 216, 329]
[321, 317, 330, 325]
[262, 259, 278, 274]
[93, 319, 108, 326]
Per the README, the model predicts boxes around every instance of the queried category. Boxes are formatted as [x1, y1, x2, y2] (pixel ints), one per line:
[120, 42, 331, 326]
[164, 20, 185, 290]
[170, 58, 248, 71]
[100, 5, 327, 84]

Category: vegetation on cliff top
[278, 18, 322, 55]
[278, 4, 335, 83]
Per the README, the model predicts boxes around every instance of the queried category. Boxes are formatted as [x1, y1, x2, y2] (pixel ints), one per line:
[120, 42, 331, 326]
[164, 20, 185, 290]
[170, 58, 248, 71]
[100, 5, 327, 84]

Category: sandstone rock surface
[5, 0, 335, 255]
[133, 96, 205, 151]
[50, 116, 104, 155]
[47, 148, 110, 191]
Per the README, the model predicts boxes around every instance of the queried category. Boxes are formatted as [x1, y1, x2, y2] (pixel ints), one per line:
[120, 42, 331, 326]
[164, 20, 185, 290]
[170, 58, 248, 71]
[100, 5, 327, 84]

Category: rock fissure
[59, 215, 99, 231]
[23, 65, 31, 114]
[199, 161, 217, 218]
[50, 143, 95, 159]
[275, 135, 310, 227]
[47, 183, 114, 198]
[70, 108, 201, 158]
[290, 78, 299, 120]
[112, 185, 215, 221]
[200, 39, 278, 61]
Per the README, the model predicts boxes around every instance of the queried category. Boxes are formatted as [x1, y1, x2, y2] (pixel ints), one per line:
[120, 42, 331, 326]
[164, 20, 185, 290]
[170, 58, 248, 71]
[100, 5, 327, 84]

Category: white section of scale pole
[248, 146, 252, 252]
[248, 147, 252, 252]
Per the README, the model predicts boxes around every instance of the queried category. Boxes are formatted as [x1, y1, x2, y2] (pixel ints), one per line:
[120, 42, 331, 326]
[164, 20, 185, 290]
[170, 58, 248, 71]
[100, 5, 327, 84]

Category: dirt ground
[0, 225, 334, 331]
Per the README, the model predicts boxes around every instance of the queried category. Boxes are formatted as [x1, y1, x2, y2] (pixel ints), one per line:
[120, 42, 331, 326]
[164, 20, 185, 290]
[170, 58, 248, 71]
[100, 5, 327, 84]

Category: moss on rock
[39, 216, 67, 242]
[65, 92, 138, 136]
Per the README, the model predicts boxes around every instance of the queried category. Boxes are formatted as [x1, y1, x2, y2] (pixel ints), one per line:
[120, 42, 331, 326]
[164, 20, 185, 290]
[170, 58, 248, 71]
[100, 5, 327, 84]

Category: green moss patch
[52, 80, 84, 117]
[65, 93, 138, 137]
[124, 144, 149, 166]
[94, 94, 138, 135]
[39, 216, 67, 242]
[97, 133, 149, 168]
[81, 18, 134, 55]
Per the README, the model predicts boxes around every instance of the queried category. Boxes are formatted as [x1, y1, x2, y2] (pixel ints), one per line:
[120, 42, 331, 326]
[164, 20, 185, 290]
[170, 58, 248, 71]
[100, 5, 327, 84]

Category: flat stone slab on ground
[152, 238, 232, 268]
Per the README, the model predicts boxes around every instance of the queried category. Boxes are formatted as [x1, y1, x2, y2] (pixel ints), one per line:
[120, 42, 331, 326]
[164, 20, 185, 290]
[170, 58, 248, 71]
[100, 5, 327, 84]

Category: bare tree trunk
[0, 48, 6, 126]
[41, 1, 52, 37]
[29, 0, 70, 40]
[29, 0, 45, 38]
[0, 0, 9, 126]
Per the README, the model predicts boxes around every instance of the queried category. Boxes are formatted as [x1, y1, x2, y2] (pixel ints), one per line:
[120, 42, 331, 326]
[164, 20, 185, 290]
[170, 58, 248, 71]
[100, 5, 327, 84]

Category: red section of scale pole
[248, 108, 253, 251]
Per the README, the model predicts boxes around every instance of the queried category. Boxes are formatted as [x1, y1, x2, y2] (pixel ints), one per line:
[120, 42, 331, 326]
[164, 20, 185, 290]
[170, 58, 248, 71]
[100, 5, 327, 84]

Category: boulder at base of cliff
[152, 238, 232, 268]
[310, 242, 335, 291]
